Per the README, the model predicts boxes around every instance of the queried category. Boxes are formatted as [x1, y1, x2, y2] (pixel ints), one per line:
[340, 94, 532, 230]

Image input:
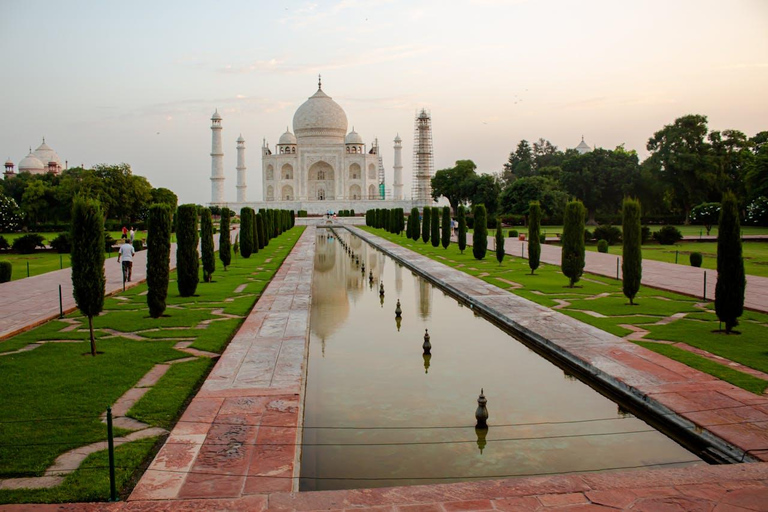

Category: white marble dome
[278, 128, 297, 145]
[32, 140, 61, 167]
[293, 87, 348, 142]
[18, 150, 45, 173]
[345, 128, 363, 145]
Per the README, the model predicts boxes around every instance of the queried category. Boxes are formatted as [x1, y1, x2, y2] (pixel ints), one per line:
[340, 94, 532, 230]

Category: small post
[475, 388, 488, 428]
[27, 261, 30, 278]
[703, 271, 707, 301]
[675, 250, 678, 264]
[58, 285, 63, 318]
[60, 254, 63, 269]
[106, 406, 118, 502]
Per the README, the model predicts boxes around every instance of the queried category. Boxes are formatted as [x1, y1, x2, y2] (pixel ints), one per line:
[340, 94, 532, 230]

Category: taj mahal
[210, 78, 431, 214]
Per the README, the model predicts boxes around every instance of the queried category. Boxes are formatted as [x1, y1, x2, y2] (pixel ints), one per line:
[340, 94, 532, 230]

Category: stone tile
[491, 496, 542, 511]
[536, 492, 588, 507]
[443, 499, 493, 511]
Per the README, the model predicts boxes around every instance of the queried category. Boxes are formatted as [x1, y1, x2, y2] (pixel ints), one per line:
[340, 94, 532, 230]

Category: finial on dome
[42, 137, 45, 143]
[318, 74, 322, 90]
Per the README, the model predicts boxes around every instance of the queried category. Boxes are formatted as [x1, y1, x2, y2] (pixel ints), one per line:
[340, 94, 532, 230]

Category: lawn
[503, 225, 768, 238]
[0, 251, 118, 281]
[0, 226, 304, 504]
[362, 227, 768, 396]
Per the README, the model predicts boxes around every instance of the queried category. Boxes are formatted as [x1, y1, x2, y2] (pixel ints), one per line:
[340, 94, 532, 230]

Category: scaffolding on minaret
[411, 108, 434, 203]
[374, 138, 386, 199]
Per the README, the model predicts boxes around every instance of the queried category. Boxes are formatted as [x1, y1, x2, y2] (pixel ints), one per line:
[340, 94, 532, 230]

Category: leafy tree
[219, 207, 231, 270]
[458, 206, 467, 254]
[176, 204, 199, 297]
[147, 203, 172, 318]
[472, 204, 487, 260]
[200, 208, 215, 282]
[746, 196, 768, 226]
[422, 207, 431, 244]
[499, 176, 567, 219]
[430, 208, 440, 247]
[622, 198, 642, 305]
[150, 187, 178, 210]
[431, 160, 477, 213]
[21, 179, 54, 226]
[746, 131, 768, 200]
[441, 206, 451, 249]
[690, 202, 720, 235]
[561, 201, 586, 287]
[528, 201, 541, 275]
[470, 173, 502, 219]
[532, 138, 564, 170]
[240, 208, 254, 258]
[70, 197, 105, 356]
[495, 219, 504, 265]
[502, 140, 534, 182]
[715, 192, 745, 333]
[410, 207, 420, 240]
[0, 194, 23, 232]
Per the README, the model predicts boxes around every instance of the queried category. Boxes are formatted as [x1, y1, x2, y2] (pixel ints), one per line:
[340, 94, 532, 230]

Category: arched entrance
[282, 185, 294, 201]
[308, 161, 335, 201]
[349, 184, 361, 200]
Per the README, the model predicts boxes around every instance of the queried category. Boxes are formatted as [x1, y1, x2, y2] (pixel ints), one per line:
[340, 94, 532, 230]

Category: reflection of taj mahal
[210, 78, 425, 214]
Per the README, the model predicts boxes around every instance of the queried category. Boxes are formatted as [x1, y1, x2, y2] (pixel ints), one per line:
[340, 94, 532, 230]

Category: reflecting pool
[300, 231, 703, 491]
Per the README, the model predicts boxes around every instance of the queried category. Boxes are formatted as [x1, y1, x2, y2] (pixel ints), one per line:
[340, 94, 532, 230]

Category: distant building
[575, 136, 592, 155]
[4, 139, 65, 178]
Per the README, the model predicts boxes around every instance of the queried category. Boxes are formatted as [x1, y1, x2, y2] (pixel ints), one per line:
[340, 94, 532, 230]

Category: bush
[233, 233, 239, 255]
[689, 252, 702, 267]
[147, 204, 172, 318]
[746, 196, 768, 226]
[495, 219, 505, 265]
[410, 207, 420, 240]
[256, 212, 266, 249]
[240, 208, 254, 258]
[593, 225, 622, 246]
[0, 261, 11, 282]
[298, 210, 308, 218]
[561, 201, 586, 287]
[584, 229, 593, 243]
[219, 208, 232, 269]
[200, 208, 215, 282]
[653, 225, 683, 245]
[458, 206, 467, 254]
[472, 204, 488, 260]
[12, 234, 45, 254]
[540, 233, 546, 243]
[641, 226, 651, 244]
[528, 202, 541, 275]
[597, 239, 609, 253]
[422, 207, 431, 244]
[442, 207, 451, 249]
[690, 202, 720, 235]
[622, 198, 643, 305]
[715, 192, 745, 333]
[50, 233, 72, 253]
[132, 239, 143, 252]
[0, 194, 23, 232]
[431, 208, 440, 247]
[508, 230, 519, 238]
[0, 236, 8, 251]
[176, 204, 199, 297]
[104, 234, 116, 253]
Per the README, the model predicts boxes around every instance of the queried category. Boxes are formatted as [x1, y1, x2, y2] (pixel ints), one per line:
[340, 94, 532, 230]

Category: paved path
[466, 233, 768, 313]
[129, 226, 316, 501]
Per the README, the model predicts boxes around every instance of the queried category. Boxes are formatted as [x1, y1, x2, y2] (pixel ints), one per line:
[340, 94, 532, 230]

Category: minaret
[236, 134, 247, 203]
[210, 109, 225, 204]
[393, 134, 403, 200]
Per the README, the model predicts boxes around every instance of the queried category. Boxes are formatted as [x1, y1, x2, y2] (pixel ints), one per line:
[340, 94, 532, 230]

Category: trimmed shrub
[641, 226, 651, 244]
[528, 202, 541, 275]
[458, 206, 467, 254]
[508, 230, 519, 238]
[132, 239, 143, 252]
[584, 229, 593, 243]
[422, 207, 431, 244]
[252, 209, 260, 254]
[219, 208, 231, 270]
[200, 208, 215, 282]
[298, 210, 308, 218]
[593, 225, 622, 246]
[410, 207, 420, 240]
[472, 204, 488, 260]
[290, 210, 295, 227]
[233, 233, 239, 255]
[622, 198, 643, 305]
[0, 236, 8, 251]
[441, 207, 451, 249]
[561, 200, 586, 287]
[240, 208, 254, 258]
[70, 197, 105, 356]
[431, 208, 440, 247]
[540, 233, 547, 243]
[0, 261, 11, 282]
[689, 252, 702, 267]
[50, 233, 72, 254]
[104, 234, 116, 253]
[12, 234, 45, 254]
[495, 219, 505, 265]
[597, 239, 609, 253]
[147, 203, 172, 318]
[256, 212, 266, 249]
[175, 204, 199, 297]
[715, 192, 745, 333]
[653, 225, 682, 245]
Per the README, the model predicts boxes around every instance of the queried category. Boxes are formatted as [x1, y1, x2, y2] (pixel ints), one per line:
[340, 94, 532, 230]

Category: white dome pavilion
[32, 139, 62, 169]
[292, 86, 348, 144]
[18, 149, 45, 173]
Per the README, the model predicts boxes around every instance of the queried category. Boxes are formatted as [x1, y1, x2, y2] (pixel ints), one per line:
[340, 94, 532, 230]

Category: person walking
[121, 226, 128, 240]
[117, 239, 135, 282]
[129, 227, 135, 243]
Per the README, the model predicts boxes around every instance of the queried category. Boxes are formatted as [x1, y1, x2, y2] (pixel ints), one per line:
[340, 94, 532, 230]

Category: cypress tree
[260, 209, 270, 247]
[528, 201, 541, 275]
[252, 208, 260, 254]
[458, 206, 467, 254]
[290, 210, 295, 228]
[219, 208, 231, 270]
[383, 208, 390, 232]
[715, 192, 745, 333]
[201, 208, 215, 282]
[147, 203, 172, 318]
[176, 204, 199, 296]
[391, 209, 399, 233]
[240, 207, 254, 258]
[441, 206, 451, 249]
[71, 196, 105, 356]
[492, 218, 503, 266]
[472, 204, 488, 260]
[410, 207, 421, 240]
[400, 208, 406, 234]
[431, 208, 440, 247]
[561, 200, 586, 287]
[622, 198, 642, 305]
[422, 207, 431, 244]
[256, 212, 266, 248]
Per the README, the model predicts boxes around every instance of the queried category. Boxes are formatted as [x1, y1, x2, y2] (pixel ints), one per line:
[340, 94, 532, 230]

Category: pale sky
[1, 0, 766, 205]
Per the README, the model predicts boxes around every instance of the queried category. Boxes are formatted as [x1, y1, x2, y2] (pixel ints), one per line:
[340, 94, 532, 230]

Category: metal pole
[107, 406, 118, 501]
[703, 271, 707, 301]
[60, 254, 63, 269]
[675, 250, 678, 264]
[59, 285, 63, 318]
[27, 261, 30, 278]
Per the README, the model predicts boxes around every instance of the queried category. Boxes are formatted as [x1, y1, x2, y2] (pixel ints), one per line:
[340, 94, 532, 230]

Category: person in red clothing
[121, 226, 128, 240]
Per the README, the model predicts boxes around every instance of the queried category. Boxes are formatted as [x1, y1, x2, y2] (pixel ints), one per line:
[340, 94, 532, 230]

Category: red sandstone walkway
[128, 227, 315, 501]
[465, 233, 768, 313]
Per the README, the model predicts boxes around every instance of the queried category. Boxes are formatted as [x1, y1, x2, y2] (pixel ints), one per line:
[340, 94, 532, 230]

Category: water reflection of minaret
[395, 263, 403, 295]
[416, 277, 432, 319]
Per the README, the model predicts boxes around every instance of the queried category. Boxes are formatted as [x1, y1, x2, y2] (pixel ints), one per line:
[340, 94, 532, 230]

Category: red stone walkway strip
[128, 227, 315, 502]
[355, 228, 768, 463]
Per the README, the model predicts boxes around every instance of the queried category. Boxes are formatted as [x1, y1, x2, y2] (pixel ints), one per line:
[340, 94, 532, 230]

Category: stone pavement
[128, 226, 316, 501]
[465, 233, 768, 313]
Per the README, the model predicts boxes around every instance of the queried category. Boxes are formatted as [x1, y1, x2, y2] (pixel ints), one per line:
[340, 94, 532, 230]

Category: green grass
[0, 251, 118, 281]
[504, 225, 768, 238]
[0, 226, 304, 504]
[363, 227, 768, 395]
[635, 341, 768, 395]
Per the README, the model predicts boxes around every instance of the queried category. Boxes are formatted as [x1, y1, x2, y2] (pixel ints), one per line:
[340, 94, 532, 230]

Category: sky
[1, 0, 767, 205]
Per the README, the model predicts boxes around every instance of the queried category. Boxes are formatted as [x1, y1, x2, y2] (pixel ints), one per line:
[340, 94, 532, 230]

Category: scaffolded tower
[375, 138, 387, 199]
[412, 109, 434, 203]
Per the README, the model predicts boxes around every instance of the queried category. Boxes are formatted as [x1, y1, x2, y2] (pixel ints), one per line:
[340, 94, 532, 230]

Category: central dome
[292, 87, 348, 143]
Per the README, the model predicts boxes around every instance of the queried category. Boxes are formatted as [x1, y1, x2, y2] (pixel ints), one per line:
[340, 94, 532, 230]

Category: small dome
[345, 128, 363, 145]
[19, 150, 45, 173]
[293, 87, 348, 143]
[394, 133, 402, 142]
[575, 137, 592, 154]
[237, 134, 245, 143]
[278, 128, 297, 145]
[211, 109, 222, 120]
[33, 139, 61, 168]
[5, 158, 13, 166]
